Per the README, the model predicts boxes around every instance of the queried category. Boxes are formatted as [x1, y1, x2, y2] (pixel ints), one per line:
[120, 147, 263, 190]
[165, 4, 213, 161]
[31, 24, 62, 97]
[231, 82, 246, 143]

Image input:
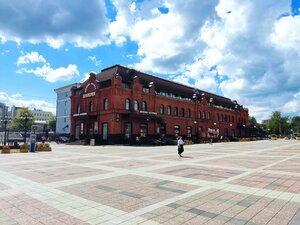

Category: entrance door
[74, 125, 80, 140]
[102, 123, 108, 140]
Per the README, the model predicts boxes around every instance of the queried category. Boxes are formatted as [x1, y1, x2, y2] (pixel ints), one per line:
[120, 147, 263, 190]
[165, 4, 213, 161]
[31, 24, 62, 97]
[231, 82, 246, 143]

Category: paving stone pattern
[0, 140, 300, 224]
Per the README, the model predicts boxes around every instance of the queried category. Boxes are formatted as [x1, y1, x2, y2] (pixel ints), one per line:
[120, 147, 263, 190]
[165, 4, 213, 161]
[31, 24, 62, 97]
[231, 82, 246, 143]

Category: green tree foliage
[291, 116, 300, 133]
[47, 114, 56, 131]
[249, 116, 267, 137]
[268, 111, 289, 135]
[12, 108, 34, 131]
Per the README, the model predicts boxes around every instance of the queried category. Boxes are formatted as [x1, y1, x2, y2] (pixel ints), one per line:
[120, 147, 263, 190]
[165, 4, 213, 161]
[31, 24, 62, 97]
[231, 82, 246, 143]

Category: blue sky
[0, 0, 300, 122]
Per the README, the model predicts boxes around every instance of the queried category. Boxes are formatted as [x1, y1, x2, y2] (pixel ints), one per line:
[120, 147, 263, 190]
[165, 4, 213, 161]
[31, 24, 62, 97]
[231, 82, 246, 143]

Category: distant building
[11, 105, 26, 119]
[30, 108, 53, 125]
[10, 106, 53, 132]
[70, 65, 249, 144]
[54, 83, 81, 134]
[261, 120, 269, 126]
[0, 102, 8, 117]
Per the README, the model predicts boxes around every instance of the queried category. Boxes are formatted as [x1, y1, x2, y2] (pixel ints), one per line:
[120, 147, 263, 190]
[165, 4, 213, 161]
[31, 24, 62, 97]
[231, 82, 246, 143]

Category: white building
[54, 83, 81, 134]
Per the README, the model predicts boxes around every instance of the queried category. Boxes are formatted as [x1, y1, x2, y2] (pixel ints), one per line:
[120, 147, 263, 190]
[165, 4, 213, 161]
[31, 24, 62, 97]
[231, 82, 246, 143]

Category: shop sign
[83, 92, 95, 98]
[140, 111, 157, 115]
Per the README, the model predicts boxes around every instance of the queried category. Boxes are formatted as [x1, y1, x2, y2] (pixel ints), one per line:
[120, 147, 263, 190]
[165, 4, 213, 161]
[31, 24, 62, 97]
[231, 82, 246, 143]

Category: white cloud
[17, 64, 79, 83]
[88, 56, 101, 67]
[0, 0, 110, 48]
[108, 0, 300, 121]
[0, 92, 55, 114]
[17, 52, 46, 65]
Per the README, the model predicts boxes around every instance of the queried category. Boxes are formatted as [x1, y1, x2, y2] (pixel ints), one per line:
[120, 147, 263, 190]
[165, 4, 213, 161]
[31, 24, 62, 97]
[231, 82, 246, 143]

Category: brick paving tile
[0, 141, 299, 225]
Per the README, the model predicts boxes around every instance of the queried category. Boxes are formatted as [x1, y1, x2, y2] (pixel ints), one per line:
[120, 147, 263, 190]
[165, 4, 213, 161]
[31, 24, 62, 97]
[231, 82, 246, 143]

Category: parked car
[55, 136, 70, 143]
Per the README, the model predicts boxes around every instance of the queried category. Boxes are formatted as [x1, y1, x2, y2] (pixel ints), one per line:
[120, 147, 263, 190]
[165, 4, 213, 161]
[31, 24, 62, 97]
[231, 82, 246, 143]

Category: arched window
[89, 101, 93, 112]
[174, 107, 178, 116]
[103, 98, 108, 110]
[217, 114, 220, 121]
[198, 111, 201, 119]
[187, 109, 191, 118]
[167, 106, 172, 115]
[142, 101, 147, 111]
[208, 112, 211, 120]
[221, 114, 224, 122]
[134, 100, 139, 111]
[180, 108, 185, 117]
[76, 104, 81, 113]
[160, 104, 164, 114]
[203, 111, 206, 120]
[125, 99, 131, 110]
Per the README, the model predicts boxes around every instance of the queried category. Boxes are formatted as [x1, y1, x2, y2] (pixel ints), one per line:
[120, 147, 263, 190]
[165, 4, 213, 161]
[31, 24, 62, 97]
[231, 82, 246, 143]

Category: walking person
[177, 136, 184, 157]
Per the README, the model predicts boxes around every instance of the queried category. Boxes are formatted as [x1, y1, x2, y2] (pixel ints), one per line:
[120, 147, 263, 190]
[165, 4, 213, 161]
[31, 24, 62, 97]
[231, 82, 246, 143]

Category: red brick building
[70, 65, 249, 144]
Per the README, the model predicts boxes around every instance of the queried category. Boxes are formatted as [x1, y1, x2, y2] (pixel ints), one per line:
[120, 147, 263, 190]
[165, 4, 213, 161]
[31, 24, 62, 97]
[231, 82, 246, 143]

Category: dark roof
[96, 65, 238, 109]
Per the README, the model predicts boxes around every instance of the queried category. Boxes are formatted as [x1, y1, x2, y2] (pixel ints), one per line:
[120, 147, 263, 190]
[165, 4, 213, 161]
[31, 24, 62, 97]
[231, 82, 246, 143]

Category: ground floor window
[174, 125, 180, 138]
[186, 126, 192, 138]
[102, 123, 108, 140]
[158, 125, 166, 137]
[124, 123, 132, 139]
[140, 123, 148, 137]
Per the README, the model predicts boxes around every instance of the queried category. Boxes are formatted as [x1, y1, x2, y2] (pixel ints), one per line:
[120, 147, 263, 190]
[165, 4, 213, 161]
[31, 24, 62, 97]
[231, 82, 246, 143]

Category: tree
[47, 114, 56, 131]
[291, 116, 300, 133]
[12, 108, 34, 131]
[268, 111, 289, 135]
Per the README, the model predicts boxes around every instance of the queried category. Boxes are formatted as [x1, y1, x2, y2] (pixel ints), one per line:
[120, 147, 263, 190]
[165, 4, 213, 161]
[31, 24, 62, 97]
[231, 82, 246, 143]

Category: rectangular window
[174, 125, 180, 138]
[140, 123, 148, 137]
[143, 87, 150, 93]
[124, 123, 132, 139]
[102, 123, 108, 140]
[122, 82, 130, 88]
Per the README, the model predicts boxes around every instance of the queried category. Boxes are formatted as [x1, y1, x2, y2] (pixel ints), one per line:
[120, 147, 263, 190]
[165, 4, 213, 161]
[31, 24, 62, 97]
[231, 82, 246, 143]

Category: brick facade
[70, 65, 249, 144]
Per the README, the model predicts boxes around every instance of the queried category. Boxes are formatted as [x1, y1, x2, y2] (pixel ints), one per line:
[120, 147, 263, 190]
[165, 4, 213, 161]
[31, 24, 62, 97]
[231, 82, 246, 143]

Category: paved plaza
[0, 140, 300, 225]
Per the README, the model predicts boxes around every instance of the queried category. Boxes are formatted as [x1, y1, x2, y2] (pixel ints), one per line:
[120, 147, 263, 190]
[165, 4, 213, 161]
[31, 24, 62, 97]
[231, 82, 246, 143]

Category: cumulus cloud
[17, 64, 79, 83]
[0, 92, 55, 114]
[16, 51, 80, 82]
[109, 0, 300, 121]
[0, 0, 110, 48]
[17, 52, 46, 65]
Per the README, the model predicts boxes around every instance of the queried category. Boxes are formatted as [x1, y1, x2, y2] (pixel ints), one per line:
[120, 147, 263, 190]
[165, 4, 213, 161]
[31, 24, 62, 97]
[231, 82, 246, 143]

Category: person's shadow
[180, 156, 193, 158]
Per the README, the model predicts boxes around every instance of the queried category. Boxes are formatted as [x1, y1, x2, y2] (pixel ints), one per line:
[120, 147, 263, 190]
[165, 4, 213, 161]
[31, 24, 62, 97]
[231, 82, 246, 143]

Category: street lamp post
[193, 120, 197, 141]
[0, 115, 11, 146]
[20, 113, 33, 144]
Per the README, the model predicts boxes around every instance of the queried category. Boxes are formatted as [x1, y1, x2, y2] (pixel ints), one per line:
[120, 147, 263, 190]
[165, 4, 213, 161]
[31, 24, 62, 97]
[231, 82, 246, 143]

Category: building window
[140, 123, 148, 137]
[208, 112, 211, 120]
[76, 104, 81, 113]
[88, 101, 93, 112]
[217, 114, 220, 121]
[203, 111, 206, 120]
[160, 104, 164, 114]
[142, 101, 147, 111]
[143, 87, 150, 93]
[221, 114, 224, 122]
[102, 123, 108, 140]
[232, 116, 234, 123]
[174, 125, 180, 138]
[167, 106, 172, 115]
[122, 82, 130, 88]
[125, 99, 131, 110]
[134, 100, 139, 111]
[124, 123, 132, 139]
[187, 109, 191, 118]
[186, 126, 192, 138]
[198, 111, 201, 119]
[180, 108, 185, 117]
[174, 107, 178, 116]
[103, 98, 108, 110]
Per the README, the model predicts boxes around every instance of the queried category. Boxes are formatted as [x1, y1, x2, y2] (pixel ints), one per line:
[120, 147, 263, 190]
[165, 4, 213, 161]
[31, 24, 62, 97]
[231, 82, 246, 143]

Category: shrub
[271, 134, 277, 137]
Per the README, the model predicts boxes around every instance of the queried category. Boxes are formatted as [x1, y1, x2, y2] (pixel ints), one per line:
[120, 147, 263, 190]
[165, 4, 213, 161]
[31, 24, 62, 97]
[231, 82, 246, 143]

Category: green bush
[271, 134, 277, 137]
